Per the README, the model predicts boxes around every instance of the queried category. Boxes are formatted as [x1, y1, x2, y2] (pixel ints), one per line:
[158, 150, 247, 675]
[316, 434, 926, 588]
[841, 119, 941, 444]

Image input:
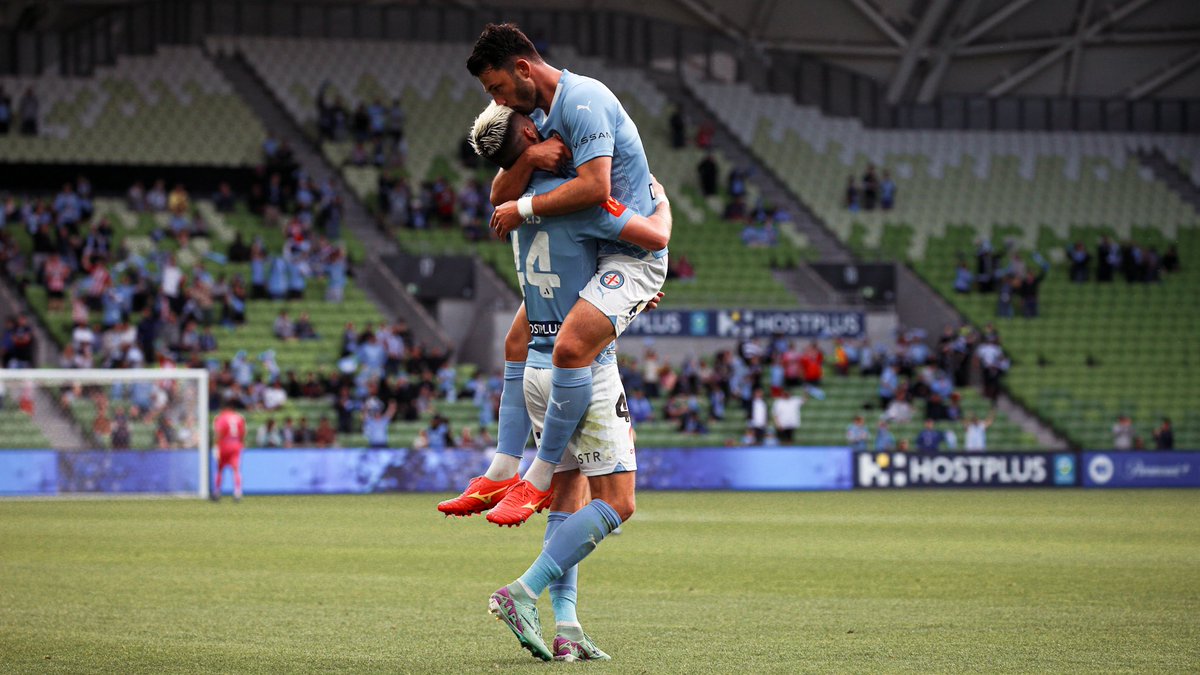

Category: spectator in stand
[800, 341, 823, 386]
[833, 339, 851, 377]
[1153, 418, 1174, 450]
[880, 170, 896, 210]
[18, 87, 38, 136]
[874, 420, 896, 451]
[426, 412, 453, 450]
[771, 388, 804, 444]
[846, 415, 869, 451]
[280, 417, 298, 448]
[146, 180, 168, 212]
[996, 274, 1017, 319]
[363, 399, 398, 449]
[669, 105, 686, 149]
[695, 119, 714, 149]
[953, 260, 973, 294]
[879, 364, 899, 409]
[963, 412, 994, 452]
[883, 389, 914, 425]
[1068, 242, 1090, 283]
[915, 418, 944, 452]
[0, 86, 11, 134]
[256, 418, 283, 448]
[273, 310, 295, 341]
[667, 254, 695, 282]
[844, 176, 860, 211]
[975, 238, 997, 293]
[1121, 240, 1142, 284]
[294, 312, 318, 340]
[1112, 415, 1134, 450]
[262, 379, 288, 411]
[41, 253, 71, 311]
[1162, 244, 1179, 274]
[7, 314, 35, 367]
[697, 154, 718, 197]
[293, 416, 314, 447]
[747, 387, 768, 445]
[1018, 252, 1050, 318]
[861, 165, 879, 210]
[975, 337, 1007, 402]
[315, 416, 337, 447]
[628, 389, 653, 424]
[1096, 236, 1118, 283]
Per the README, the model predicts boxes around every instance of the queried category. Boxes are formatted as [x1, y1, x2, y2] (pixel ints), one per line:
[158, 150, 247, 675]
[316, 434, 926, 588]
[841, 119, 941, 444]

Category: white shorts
[579, 253, 668, 338]
[524, 363, 637, 477]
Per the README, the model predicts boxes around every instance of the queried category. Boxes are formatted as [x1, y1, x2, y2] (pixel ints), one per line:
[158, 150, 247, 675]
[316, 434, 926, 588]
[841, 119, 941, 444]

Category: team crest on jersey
[600, 271, 625, 289]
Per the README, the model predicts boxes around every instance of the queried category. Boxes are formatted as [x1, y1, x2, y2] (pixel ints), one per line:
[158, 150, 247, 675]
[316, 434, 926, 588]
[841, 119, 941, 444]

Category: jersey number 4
[514, 230, 562, 299]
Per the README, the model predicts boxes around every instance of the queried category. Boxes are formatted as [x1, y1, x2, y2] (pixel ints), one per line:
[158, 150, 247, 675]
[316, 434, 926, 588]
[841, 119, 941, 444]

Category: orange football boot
[485, 480, 555, 527]
[437, 473, 520, 517]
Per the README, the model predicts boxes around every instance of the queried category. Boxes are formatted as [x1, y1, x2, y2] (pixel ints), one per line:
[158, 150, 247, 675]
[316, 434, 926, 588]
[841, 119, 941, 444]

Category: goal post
[0, 368, 210, 498]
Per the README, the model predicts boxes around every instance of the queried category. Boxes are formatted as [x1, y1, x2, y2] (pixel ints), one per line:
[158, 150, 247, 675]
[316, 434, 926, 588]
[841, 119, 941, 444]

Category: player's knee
[551, 335, 592, 367]
[609, 495, 635, 523]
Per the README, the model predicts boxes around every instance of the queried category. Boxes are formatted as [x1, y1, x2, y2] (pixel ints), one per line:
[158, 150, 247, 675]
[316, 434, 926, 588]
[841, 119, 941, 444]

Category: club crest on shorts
[600, 271, 625, 289]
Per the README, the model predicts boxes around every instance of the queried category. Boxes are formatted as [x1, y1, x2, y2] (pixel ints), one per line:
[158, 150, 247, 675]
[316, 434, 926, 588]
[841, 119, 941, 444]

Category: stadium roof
[10, 0, 1200, 100]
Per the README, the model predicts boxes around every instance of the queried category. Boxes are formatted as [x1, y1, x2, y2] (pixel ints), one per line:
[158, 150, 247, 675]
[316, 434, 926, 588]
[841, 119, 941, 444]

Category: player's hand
[491, 200, 524, 238]
[645, 291, 665, 311]
[650, 174, 668, 204]
[524, 134, 572, 175]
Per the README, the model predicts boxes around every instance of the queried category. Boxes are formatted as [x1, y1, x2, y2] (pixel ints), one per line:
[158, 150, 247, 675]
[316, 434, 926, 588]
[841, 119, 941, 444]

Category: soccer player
[443, 23, 665, 527]
[212, 404, 246, 502]
[462, 104, 672, 662]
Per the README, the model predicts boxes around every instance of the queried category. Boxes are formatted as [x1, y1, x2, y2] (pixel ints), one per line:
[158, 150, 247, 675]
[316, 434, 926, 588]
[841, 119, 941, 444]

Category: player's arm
[616, 176, 671, 251]
[493, 156, 610, 236]
[489, 135, 572, 205]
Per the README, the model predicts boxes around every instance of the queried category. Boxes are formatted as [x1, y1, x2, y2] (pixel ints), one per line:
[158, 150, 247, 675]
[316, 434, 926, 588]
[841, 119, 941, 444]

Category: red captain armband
[602, 196, 627, 218]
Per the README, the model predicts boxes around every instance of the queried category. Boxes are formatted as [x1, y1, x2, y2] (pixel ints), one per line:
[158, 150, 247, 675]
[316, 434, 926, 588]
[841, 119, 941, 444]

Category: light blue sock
[518, 500, 622, 598]
[496, 361, 531, 459]
[535, 366, 593, 465]
[545, 512, 579, 625]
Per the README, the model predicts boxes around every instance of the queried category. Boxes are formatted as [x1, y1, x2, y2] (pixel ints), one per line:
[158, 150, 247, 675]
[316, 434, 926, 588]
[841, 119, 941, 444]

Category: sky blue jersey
[514, 171, 634, 369]
[531, 69, 663, 261]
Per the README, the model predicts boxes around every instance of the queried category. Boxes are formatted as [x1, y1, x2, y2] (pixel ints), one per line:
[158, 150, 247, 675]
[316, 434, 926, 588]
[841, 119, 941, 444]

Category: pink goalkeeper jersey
[213, 410, 246, 452]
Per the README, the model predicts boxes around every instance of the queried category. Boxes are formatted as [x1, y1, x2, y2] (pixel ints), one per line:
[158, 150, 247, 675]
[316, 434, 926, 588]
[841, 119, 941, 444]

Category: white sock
[484, 452, 521, 481]
[523, 459, 556, 491]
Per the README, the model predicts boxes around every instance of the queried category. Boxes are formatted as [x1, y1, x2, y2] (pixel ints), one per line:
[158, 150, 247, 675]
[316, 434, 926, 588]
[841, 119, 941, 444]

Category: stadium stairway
[1136, 149, 1200, 215]
[655, 68, 1069, 450]
[0, 277, 89, 450]
[646, 69, 846, 308]
[209, 51, 455, 354]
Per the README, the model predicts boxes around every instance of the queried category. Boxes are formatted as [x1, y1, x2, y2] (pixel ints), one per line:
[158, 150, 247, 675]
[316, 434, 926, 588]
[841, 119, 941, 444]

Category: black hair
[466, 23, 542, 76]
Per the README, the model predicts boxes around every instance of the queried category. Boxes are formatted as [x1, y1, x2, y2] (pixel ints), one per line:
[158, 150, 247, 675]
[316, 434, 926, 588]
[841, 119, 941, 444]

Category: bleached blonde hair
[468, 101, 515, 161]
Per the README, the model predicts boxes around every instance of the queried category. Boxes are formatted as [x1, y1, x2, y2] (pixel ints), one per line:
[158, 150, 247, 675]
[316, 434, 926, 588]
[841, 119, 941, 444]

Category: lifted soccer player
[439, 22, 667, 528]
[454, 103, 671, 662]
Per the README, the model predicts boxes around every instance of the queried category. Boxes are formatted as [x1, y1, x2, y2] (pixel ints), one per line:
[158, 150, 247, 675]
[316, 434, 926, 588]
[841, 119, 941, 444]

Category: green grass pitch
[1, 491, 1198, 673]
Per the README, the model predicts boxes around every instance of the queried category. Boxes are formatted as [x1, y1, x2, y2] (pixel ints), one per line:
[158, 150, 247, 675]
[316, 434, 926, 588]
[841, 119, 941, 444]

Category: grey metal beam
[748, 0, 780, 40]
[958, 36, 1072, 57]
[1064, 0, 1095, 96]
[1125, 49, 1200, 99]
[916, 0, 983, 104]
[957, 29, 1200, 57]
[762, 39, 901, 57]
[847, 0, 908, 48]
[986, 0, 1155, 97]
[670, 0, 748, 44]
[886, 0, 953, 104]
[1099, 29, 1200, 44]
[957, 0, 1040, 46]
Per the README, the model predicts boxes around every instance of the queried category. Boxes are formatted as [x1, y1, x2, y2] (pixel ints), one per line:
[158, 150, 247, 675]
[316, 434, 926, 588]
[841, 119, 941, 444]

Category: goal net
[0, 368, 209, 498]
